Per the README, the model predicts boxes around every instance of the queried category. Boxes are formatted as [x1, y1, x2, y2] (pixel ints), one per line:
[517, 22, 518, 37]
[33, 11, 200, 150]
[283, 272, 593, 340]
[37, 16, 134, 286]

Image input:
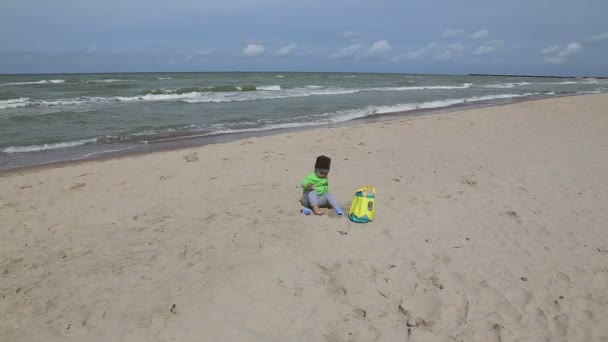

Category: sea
[1, 72, 606, 170]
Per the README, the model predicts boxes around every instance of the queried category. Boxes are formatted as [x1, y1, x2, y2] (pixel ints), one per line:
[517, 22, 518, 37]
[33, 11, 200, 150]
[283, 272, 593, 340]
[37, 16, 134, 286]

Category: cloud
[393, 44, 432, 61]
[474, 40, 504, 55]
[434, 50, 455, 62]
[185, 48, 215, 60]
[241, 44, 266, 58]
[275, 44, 297, 57]
[340, 30, 361, 39]
[446, 43, 465, 52]
[365, 40, 392, 59]
[558, 42, 583, 57]
[394, 42, 466, 62]
[541, 45, 561, 54]
[470, 29, 489, 40]
[589, 32, 608, 43]
[331, 43, 364, 59]
[541, 42, 583, 64]
[440, 29, 463, 39]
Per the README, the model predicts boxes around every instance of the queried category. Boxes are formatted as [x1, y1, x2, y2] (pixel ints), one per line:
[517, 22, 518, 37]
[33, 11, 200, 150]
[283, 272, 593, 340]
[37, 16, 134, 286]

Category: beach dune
[1, 94, 608, 341]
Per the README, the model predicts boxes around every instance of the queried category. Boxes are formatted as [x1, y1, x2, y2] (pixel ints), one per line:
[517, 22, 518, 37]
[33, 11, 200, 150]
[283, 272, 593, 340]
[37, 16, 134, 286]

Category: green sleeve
[301, 173, 316, 188]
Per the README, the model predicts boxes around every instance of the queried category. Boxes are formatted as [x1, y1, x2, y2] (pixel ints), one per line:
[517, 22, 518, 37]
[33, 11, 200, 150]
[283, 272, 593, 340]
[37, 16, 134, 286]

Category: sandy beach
[1, 94, 607, 341]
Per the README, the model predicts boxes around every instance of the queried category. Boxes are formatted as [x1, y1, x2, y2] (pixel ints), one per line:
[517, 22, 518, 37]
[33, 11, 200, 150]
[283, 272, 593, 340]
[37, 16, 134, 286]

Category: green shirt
[301, 172, 329, 195]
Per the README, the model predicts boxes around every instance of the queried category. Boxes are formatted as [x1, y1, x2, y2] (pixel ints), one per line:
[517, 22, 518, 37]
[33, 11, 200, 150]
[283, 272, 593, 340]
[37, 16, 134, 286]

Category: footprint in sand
[501, 210, 522, 224]
[70, 183, 86, 190]
[183, 152, 199, 162]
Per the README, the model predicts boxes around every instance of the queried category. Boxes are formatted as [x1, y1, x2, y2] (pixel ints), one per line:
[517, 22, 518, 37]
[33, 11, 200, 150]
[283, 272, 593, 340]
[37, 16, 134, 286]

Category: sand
[1, 94, 608, 342]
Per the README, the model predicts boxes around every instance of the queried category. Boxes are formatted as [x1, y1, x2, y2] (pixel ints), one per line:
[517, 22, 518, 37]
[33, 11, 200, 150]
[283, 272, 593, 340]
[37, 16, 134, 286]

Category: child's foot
[312, 206, 325, 215]
[300, 208, 313, 215]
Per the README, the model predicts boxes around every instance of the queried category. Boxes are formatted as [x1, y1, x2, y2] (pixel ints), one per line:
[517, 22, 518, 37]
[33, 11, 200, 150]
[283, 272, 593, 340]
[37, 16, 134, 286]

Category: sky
[1, 0, 607, 75]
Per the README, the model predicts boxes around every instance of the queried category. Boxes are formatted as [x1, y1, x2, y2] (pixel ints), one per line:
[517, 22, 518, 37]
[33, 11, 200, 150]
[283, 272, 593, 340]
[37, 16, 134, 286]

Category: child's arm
[301, 174, 315, 189]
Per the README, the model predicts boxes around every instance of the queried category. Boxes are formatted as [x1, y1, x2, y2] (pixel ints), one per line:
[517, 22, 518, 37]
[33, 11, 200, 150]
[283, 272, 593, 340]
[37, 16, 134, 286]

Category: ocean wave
[0, 97, 106, 110]
[1, 92, 540, 154]
[370, 83, 473, 91]
[157, 77, 173, 80]
[479, 82, 531, 89]
[257, 85, 282, 91]
[1, 138, 96, 154]
[0, 98, 32, 109]
[576, 90, 603, 95]
[320, 93, 536, 122]
[86, 79, 131, 83]
[198, 93, 539, 135]
[144, 85, 258, 95]
[183, 87, 360, 103]
[0, 84, 532, 111]
[0, 79, 65, 86]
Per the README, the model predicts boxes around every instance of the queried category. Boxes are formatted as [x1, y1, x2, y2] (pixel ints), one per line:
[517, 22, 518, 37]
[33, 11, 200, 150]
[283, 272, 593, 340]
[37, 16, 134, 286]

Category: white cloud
[474, 40, 504, 54]
[446, 43, 465, 52]
[434, 50, 455, 61]
[365, 40, 392, 59]
[185, 48, 215, 60]
[393, 45, 432, 61]
[440, 29, 463, 39]
[340, 30, 361, 38]
[276, 44, 297, 57]
[241, 44, 266, 58]
[470, 29, 489, 40]
[541, 42, 583, 64]
[541, 45, 561, 54]
[589, 32, 608, 42]
[394, 42, 465, 62]
[558, 42, 583, 57]
[331, 43, 364, 59]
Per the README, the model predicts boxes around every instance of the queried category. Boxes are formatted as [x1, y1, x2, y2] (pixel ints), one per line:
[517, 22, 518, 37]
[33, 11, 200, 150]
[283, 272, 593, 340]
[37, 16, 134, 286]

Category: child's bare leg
[307, 191, 325, 215]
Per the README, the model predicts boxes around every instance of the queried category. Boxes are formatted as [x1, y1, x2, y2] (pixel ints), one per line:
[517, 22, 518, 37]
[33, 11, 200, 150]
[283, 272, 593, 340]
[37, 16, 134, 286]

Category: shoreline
[0, 92, 581, 174]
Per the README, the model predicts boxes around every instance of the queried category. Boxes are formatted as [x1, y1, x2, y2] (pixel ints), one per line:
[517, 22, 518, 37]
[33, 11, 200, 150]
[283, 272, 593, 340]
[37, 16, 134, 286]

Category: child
[300, 155, 344, 216]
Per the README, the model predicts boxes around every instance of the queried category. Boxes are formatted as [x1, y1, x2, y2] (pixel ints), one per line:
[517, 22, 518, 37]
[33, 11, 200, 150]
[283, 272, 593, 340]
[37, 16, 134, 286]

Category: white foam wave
[480, 82, 531, 89]
[205, 93, 537, 135]
[276, 75, 286, 78]
[0, 84, 534, 110]
[257, 85, 282, 91]
[1, 139, 96, 154]
[86, 79, 130, 83]
[0, 79, 65, 86]
[558, 81, 579, 85]
[114, 93, 203, 102]
[183, 87, 360, 103]
[157, 77, 173, 80]
[371, 83, 473, 91]
[0, 98, 32, 109]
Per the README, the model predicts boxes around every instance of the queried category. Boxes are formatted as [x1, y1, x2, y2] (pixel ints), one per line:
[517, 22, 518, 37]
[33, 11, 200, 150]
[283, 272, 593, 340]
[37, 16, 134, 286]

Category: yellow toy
[348, 185, 376, 223]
